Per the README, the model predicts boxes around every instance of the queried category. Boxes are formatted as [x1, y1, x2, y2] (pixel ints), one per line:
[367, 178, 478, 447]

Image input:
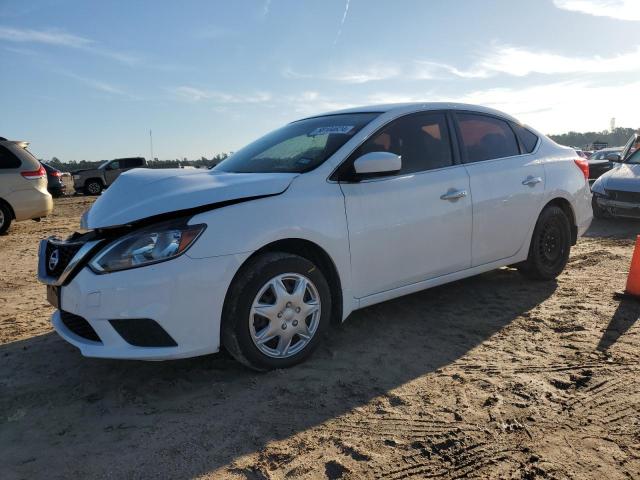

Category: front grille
[45, 241, 83, 277]
[606, 190, 640, 204]
[60, 310, 101, 342]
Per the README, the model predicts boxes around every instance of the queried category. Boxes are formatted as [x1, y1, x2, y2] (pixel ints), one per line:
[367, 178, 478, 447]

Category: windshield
[98, 160, 110, 169]
[214, 113, 380, 173]
[622, 134, 639, 160]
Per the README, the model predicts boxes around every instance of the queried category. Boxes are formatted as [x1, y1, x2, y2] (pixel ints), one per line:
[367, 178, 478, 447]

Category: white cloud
[333, 0, 350, 45]
[328, 64, 402, 83]
[0, 26, 92, 47]
[287, 44, 640, 84]
[449, 80, 640, 133]
[173, 86, 272, 104]
[553, 0, 640, 21]
[471, 44, 640, 77]
[414, 44, 640, 79]
[57, 70, 137, 98]
[283, 64, 402, 83]
[194, 25, 234, 39]
[0, 26, 140, 65]
[263, 0, 272, 17]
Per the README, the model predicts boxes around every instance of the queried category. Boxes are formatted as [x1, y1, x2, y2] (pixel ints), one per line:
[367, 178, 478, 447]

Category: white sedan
[38, 103, 592, 370]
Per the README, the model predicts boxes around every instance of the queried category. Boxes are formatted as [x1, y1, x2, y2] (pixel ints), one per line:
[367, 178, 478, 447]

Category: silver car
[592, 148, 640, 219]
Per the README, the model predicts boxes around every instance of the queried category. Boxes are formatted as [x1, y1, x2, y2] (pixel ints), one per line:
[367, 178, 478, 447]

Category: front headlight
[89, 220, 206, 273]
[591, 178, 607, 197]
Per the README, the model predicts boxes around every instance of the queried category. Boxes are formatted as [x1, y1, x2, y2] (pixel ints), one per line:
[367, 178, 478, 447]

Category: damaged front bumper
[593, 195, 640, 219]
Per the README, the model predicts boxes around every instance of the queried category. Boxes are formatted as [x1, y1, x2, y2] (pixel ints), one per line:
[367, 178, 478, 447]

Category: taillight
[574, 158, 589, 181]
[51, 171, 62, 177]
[21, 165, 46, 180]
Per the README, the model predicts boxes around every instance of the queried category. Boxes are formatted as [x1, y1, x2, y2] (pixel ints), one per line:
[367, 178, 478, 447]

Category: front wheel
[222, 252, 332, 371]
[85, 180, 103, 195]
[518, 205, 572, 280]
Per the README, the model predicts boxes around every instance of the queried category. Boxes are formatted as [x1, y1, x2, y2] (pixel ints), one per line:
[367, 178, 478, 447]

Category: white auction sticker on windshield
[309, 126, 354, 136]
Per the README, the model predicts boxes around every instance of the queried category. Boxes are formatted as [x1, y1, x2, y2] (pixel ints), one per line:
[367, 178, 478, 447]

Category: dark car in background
[72, 157, 147, 195]
[587, 148, 623, 180]
[40, 162, 66, 197]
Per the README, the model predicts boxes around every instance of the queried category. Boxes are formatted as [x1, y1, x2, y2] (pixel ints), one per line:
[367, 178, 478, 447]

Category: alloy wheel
[249, 273, 321, 359]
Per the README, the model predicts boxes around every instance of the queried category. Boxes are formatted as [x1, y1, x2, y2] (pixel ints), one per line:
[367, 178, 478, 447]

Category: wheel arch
[0, 197, 16, 219]
[230, 238, 344, 326]
[542, 197, 577, 245]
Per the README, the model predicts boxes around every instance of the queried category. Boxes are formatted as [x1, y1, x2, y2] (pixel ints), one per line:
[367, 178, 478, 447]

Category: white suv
[38, 103, 592, 370]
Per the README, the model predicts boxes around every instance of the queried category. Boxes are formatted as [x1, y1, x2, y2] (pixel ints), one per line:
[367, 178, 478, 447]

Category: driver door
[104, 160, 121, 184]
[338, 112, 472, 299]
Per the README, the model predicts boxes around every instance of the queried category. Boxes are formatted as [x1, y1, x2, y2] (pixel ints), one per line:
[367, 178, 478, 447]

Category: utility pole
[149, 129, 154, 162]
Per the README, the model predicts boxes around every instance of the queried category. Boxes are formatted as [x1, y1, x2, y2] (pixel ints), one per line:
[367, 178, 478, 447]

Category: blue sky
[0, 0, 638, 161]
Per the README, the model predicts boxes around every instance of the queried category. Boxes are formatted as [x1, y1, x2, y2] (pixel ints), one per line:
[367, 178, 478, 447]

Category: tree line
[44, 153, 230, 172]
[549, 127, 638, 149]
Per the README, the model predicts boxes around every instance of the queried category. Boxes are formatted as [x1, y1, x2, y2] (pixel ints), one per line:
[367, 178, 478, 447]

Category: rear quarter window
[0, 145, 22, 169]
[512, 124, 539, 153]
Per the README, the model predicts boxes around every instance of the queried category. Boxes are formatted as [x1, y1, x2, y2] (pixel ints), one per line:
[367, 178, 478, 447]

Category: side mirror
[353, 151, 401, 175]
[606, 153, 622, 162]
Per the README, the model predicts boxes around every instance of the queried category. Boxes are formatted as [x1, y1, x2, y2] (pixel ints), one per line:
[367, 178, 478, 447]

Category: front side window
[457, 113, 520, 163]
[107, 161, 120, 170]
[347, 112, 454, 176]
[626, 149, 640, 164]
[215, 113, 379, 174]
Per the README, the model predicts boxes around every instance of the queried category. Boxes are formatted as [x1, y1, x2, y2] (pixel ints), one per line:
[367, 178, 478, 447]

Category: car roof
[302, 102, 522, 124]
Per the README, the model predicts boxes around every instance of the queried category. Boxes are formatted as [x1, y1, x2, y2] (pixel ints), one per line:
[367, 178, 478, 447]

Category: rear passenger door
[453, 112, 545, 266]
[338, 111, 472, 298]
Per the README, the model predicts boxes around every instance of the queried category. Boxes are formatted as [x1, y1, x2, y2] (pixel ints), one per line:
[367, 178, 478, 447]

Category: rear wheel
[518, 205, 571, 280]
[222, 252, 331, 371]
[85, 180, 102, 195]
[0, 203, 12, 234]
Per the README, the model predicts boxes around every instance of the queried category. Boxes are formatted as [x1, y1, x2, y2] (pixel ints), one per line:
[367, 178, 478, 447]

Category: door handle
[522, 176, 542, 186]
[440, 189, 468, 201]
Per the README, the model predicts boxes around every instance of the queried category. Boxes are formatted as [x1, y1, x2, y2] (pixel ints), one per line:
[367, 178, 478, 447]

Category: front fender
[185, 178, 355, 316]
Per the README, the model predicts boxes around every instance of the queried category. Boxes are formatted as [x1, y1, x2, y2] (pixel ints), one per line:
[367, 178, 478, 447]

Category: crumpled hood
[83, 168, 298, 229]
[600, 163, 640, 193]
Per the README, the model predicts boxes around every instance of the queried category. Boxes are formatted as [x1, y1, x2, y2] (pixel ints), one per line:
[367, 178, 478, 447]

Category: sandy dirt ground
[1, 196, 639, 480]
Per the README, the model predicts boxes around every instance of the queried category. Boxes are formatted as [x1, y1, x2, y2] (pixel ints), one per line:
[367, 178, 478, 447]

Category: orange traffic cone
[622, 235, 640, 298]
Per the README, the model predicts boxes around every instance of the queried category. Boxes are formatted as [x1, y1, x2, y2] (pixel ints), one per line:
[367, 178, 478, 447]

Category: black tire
[222, 252, 332, 371]
[518, 205, 572, 280]
[85, 180, 103, 195]
[0, 202, 12, 234]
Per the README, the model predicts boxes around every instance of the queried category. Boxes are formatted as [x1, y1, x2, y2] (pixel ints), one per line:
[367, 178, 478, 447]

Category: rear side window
[122, 158, 144, 168]
[0, 145, 22, 169]
[512, 123, 539, 153]
[456, 113, 520, 163]
[350, 112, 454, 175]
